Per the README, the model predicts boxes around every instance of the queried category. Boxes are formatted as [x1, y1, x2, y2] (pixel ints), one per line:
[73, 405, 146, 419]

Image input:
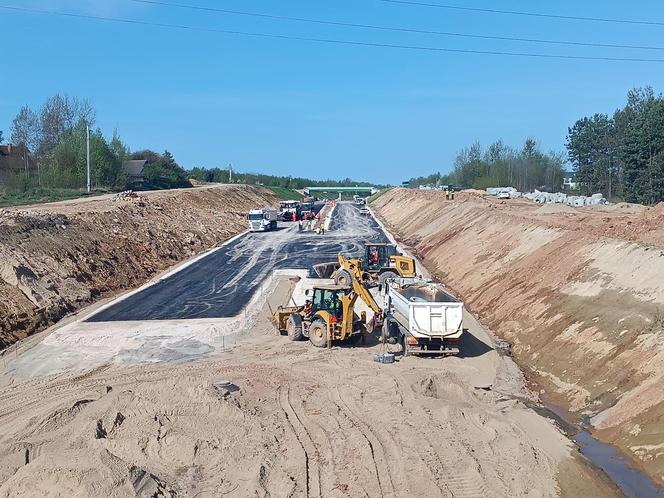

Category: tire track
[277, 386, 322, 497]
[391, 373, 491, 498]
[332, 386, 396, 497]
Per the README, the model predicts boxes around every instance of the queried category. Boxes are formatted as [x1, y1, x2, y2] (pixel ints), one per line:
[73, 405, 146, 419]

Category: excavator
[314, 243, 417, 288]
[273, 255, 384, 348]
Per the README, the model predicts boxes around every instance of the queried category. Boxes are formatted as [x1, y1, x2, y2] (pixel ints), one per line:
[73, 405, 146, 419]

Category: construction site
[1, 183, 663, 497]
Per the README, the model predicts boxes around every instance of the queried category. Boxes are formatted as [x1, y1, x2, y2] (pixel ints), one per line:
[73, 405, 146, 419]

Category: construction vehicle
[273, 258, 383, 348]
[382, 278, 463, 356]
[314, 244, 417, 288]
[298, 200, 316, 220]
[279, 200, 300, 221]
[248, 208, 278, 232]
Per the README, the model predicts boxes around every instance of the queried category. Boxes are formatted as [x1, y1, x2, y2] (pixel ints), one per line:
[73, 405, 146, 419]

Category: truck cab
[248, 208, 278, 232]
[364, 244, 416, 282]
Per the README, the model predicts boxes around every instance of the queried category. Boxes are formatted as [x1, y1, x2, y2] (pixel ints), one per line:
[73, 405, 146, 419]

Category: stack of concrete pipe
[484, 187, 607, 206]
[523, 190, 607, 206]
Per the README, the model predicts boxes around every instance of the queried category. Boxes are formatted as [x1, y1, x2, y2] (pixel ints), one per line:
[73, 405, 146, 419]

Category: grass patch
[265, 186, 302, 201]
[367, 188, 392, 204]
[0, 187, 101, 208]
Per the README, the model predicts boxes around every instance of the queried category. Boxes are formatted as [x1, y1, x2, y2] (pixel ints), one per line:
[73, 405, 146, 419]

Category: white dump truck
[248, 208, 278, 232]
[382, 279, 463, 356]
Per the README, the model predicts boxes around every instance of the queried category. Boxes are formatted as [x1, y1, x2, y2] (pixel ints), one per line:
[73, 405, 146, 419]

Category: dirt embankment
[0, 185, 278, 350]
[373, 188, 664, 484]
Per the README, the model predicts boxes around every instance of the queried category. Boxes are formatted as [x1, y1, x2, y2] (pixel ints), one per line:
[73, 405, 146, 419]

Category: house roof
[123, 159, 147, 177]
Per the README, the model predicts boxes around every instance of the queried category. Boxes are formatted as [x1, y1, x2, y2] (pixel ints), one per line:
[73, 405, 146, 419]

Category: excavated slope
[0, 185, 278, 350]
[373, 188, 664, 484]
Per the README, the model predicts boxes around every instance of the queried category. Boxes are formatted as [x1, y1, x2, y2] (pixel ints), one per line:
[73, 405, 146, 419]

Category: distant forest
[406, 139, 564, 193]
[188, 166, 381, 190]
[409, 87, 664, 204]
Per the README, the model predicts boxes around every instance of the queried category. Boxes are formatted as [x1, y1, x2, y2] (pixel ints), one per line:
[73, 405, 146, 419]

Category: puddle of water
[525, 401, 664, 498]
[573, 432, 664, 498]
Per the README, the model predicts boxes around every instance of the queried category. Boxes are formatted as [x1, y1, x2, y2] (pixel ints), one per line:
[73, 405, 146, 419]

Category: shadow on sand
[458, 330, 494, 358]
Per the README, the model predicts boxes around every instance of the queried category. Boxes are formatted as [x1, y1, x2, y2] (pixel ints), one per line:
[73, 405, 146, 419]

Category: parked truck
[248, 208, 278, 232]
[382, 279, 463, 356]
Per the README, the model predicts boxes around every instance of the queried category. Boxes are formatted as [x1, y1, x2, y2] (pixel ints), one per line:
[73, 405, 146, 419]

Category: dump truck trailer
[382, 279, 463, 356]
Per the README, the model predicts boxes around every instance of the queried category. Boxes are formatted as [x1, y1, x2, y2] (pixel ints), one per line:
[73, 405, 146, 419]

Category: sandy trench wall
[0, 185, 279, 350]
[373, 188, 664, 483]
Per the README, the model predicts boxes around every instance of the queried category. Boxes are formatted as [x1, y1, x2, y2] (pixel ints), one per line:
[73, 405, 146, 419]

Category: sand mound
[536, 203, 577, 214]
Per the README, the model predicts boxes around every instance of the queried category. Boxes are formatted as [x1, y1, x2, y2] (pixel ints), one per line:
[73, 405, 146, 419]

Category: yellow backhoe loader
[273, 259, 383, 348]
[314, 244, 417, 287]
[314, 244, 416, 288]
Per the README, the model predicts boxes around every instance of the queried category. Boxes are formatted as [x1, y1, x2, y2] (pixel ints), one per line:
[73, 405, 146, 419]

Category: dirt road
[0, 280, 617, 497]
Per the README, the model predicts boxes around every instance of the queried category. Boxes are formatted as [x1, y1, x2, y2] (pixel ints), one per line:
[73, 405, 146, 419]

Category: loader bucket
[312, 261, 340, 278]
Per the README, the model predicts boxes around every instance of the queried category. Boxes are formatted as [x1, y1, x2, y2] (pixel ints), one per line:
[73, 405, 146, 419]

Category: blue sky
[1, 0, 663, 184]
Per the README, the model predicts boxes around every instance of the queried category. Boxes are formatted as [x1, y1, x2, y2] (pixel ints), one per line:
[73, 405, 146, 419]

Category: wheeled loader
[273, 260, 384, 348]
[313, 244, 416, 288]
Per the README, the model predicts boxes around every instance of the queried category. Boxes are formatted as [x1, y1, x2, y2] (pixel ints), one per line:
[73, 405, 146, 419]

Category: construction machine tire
[379, 271, 398, 287]
[309, 319, 329, 348]
[334, 269, 352, 289]
[286, 315, 303, 341]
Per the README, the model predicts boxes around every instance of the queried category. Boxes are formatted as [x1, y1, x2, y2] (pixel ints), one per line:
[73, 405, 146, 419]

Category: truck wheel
[379, 271, 398, 287]
[334, 269, 352, 288]
[286, 315, 303, 341]
[309, 319, 328, 348]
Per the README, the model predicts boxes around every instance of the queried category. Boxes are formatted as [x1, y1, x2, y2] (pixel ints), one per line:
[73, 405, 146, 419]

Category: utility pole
[229, 163, 233, 183]
[86, 123, 91, 193]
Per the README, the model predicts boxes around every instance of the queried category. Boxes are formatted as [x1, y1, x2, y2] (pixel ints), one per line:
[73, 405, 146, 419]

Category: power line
[127, 0, 664, 51]
[1, 4, 664, 63]
[377, 0, 664, 27]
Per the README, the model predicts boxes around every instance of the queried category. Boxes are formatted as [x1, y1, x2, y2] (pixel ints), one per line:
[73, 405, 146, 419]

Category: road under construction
[0, 187, 641, 497]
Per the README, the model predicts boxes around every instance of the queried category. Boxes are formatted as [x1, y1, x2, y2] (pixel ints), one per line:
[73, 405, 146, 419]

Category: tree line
[2, 95, 380, 194]
[4, 94, 189, 191]
[407, 139, 565, 192]
[566, 87, 664, 204]
[409, 87, 664, 205]
[188, 166, 380, 190]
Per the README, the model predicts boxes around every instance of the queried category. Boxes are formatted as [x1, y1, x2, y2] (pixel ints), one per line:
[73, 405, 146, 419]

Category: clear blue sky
[1, 0, 663, 184]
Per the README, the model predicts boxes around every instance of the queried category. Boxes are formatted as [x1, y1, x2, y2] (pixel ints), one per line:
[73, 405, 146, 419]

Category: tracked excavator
[273, 256, 383, 348]
[313, 244, 416, 288]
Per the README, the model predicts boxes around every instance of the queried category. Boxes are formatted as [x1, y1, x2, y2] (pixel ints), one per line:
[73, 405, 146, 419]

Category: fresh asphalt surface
[89, 203, 389, 321]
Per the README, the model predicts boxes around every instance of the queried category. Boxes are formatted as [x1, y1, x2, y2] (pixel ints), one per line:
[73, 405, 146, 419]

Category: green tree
[133, 149, 190, 189]
[622, 96, 664, 204]
[567, 87, 664, 204]
[448, 139, 563, 192]
[566, 114, 617, 196]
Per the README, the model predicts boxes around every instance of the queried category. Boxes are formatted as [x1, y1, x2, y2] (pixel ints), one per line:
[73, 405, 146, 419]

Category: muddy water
[531, 402, 664, 497]
[573, 432, 664, 498]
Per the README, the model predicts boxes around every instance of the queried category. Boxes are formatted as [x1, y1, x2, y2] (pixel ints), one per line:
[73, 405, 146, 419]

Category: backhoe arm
[337, 253, 383, 315]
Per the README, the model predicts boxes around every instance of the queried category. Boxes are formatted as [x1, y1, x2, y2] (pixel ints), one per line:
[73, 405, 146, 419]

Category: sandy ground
[372, 188, 664, 485]
[0, 278, 618, 497]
